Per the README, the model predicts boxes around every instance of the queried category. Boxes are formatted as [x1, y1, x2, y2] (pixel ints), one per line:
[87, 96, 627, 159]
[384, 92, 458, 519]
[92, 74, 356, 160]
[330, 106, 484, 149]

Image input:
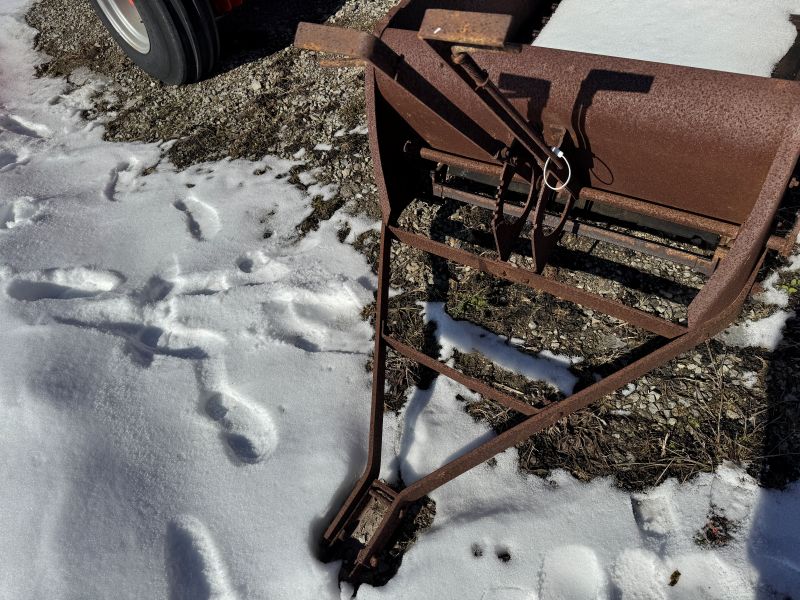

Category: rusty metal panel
[689, 103, 800, 324]
[418, 9, 514, 48]
[373, 26, 799, 224]
[383, 0, 541, 40]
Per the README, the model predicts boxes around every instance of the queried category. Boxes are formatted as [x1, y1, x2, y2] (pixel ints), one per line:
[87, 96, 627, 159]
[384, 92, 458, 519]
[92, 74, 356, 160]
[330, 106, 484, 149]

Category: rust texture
[294, 1, 800, 578]
[418, 9, 514, 48]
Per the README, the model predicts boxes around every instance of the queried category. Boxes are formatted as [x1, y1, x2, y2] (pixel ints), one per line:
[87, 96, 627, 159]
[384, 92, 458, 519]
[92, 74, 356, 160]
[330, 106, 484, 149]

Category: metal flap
[418, 9, 513, 49]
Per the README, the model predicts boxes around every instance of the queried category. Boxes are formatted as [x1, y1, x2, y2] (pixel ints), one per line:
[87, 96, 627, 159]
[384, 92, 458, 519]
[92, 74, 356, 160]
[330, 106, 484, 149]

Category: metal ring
[543, 147, 571, 192]
[96, 0, 151, 54]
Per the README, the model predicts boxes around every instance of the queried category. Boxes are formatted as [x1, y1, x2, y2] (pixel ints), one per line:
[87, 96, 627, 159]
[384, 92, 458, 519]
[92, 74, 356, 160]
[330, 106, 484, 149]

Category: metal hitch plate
[351, 482, 396, 546]
[419, 9, 513, 49]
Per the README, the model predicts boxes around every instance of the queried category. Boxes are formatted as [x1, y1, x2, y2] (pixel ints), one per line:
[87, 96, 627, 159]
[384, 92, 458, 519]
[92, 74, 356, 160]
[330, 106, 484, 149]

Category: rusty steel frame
[430, 180, 721, 274]
[295, 3, 800, 577]
[410, 143, 794, 256]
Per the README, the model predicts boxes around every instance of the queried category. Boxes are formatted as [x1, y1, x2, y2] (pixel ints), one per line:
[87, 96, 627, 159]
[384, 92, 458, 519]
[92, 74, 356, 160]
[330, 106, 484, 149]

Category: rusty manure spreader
[294, 0, 800, 580]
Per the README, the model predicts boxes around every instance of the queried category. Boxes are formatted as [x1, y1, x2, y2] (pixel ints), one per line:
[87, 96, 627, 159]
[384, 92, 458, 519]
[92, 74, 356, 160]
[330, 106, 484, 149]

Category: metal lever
[452, 51, 564, 171]
[294, 22, 401, 79]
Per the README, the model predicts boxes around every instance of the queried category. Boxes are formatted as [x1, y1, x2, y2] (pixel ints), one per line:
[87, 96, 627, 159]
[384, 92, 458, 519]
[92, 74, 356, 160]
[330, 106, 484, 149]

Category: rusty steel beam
[418, 9, 515, 49]
[577, 187, 796, 253]
[321, 224, 393, 547]
[432, 181, 719, 275]
[383, 334, 540, 415]
[413, 143, 505, 179]
[294, 22, 401, 79]
[389, 225, 688, 339]
[412, 143, 793, 253]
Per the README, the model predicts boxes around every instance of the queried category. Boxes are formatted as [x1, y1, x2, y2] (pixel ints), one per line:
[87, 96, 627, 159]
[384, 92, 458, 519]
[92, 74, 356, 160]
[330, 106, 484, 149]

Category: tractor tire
[88, 0, 220, 85]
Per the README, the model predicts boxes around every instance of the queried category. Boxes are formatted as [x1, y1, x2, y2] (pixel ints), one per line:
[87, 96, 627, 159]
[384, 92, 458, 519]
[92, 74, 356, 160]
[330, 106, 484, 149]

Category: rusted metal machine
[295, 0, 800, 579]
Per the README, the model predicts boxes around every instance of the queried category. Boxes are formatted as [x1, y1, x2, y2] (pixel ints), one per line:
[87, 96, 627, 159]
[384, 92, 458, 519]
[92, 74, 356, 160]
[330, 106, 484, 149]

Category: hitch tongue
[351, 482, 396, 546]
[322, 479, 403, 575]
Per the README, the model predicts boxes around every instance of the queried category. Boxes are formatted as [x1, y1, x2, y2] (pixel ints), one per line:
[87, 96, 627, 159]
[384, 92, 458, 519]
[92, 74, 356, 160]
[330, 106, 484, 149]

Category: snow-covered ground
[536, 0, 800, 77]
[1, 1, 800, 599]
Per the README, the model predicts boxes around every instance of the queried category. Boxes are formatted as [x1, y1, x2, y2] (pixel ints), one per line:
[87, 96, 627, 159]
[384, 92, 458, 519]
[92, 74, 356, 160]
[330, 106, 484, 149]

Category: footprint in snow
[174, 197, 221, 241]
[165, 515, 238, 600]
[235, 253, 261, 274]
[0, 148, 29, 172]
[631, 491, 677, 540]
[539, 545, 606, 600]
[5, 267, 125, 301]
[205, 392, 277, 464]
[0, 113, 51, 138]
[102, 160, 131, 202]
[481, 589, 537, 600]
[610, 549, 666, 600]
[170, 270, 233, 297]
[235, 251, 290, 282]
[0, 197, 41, 230]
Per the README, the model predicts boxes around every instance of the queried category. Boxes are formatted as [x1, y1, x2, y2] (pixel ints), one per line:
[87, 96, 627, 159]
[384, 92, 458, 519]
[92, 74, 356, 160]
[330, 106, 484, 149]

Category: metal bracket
[295, 22, 402, 79]
[530, 129, 575, 272]
[418, 9, 514, 49]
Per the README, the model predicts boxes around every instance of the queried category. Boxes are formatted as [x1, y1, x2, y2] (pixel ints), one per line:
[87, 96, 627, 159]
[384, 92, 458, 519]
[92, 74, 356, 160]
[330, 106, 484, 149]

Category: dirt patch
[27, 0, 390, 223]
[694, 506, 739, 548]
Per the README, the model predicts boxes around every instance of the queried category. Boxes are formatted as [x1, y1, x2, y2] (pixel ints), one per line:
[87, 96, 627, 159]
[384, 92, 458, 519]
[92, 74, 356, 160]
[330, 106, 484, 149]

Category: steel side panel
[373, 27, 800, 225]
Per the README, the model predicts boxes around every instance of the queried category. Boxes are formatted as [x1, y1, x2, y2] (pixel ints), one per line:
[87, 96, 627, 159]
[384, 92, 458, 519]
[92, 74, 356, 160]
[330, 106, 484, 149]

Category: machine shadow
[571, 69, 653, 187]
[214, 0, 347, 74]
[497, 73, 551, 132]
[748, 306, 800, 596]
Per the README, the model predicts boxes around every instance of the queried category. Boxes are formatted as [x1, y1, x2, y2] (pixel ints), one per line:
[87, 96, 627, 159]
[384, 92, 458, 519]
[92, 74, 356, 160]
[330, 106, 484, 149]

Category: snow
[535, 0, 800, 77]
[718, 245, 799, 350]
[759, 271, 791, 308]
[1, 1, 800, 599]
[718, 310, 794, 351]
[360, 460, 800, 600]
[420, 302, 578, 395]
[759, 247, 800, 307]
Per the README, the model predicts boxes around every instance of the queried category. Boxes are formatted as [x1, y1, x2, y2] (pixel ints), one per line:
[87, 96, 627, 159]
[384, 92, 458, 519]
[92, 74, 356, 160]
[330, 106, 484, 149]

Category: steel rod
[383, 333, 541, 416]
[388, 225, 688, 339]
[409, 143, 791, 252]
[452, 51, 564, 170]
[432, 181, 718, 275]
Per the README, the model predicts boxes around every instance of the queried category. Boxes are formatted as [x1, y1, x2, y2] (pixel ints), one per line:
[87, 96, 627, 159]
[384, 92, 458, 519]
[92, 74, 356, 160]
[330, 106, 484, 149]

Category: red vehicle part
[211, 0, 243, 14]
[295, 1, 800, 580]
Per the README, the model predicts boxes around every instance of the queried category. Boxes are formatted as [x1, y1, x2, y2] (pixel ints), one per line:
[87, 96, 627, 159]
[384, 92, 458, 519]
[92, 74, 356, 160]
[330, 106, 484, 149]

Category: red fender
[211, 0, 243, 15]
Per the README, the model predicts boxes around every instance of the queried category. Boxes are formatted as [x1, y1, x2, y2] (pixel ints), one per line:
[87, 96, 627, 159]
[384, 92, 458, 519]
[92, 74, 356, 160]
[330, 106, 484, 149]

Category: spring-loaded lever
[492, 158, 541, 262]
[452, 51, 564, 172]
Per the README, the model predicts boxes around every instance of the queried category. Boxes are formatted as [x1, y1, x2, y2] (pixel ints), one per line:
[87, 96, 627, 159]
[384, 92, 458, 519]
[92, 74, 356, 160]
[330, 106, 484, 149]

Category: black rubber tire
[88, 0, 220, 85]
